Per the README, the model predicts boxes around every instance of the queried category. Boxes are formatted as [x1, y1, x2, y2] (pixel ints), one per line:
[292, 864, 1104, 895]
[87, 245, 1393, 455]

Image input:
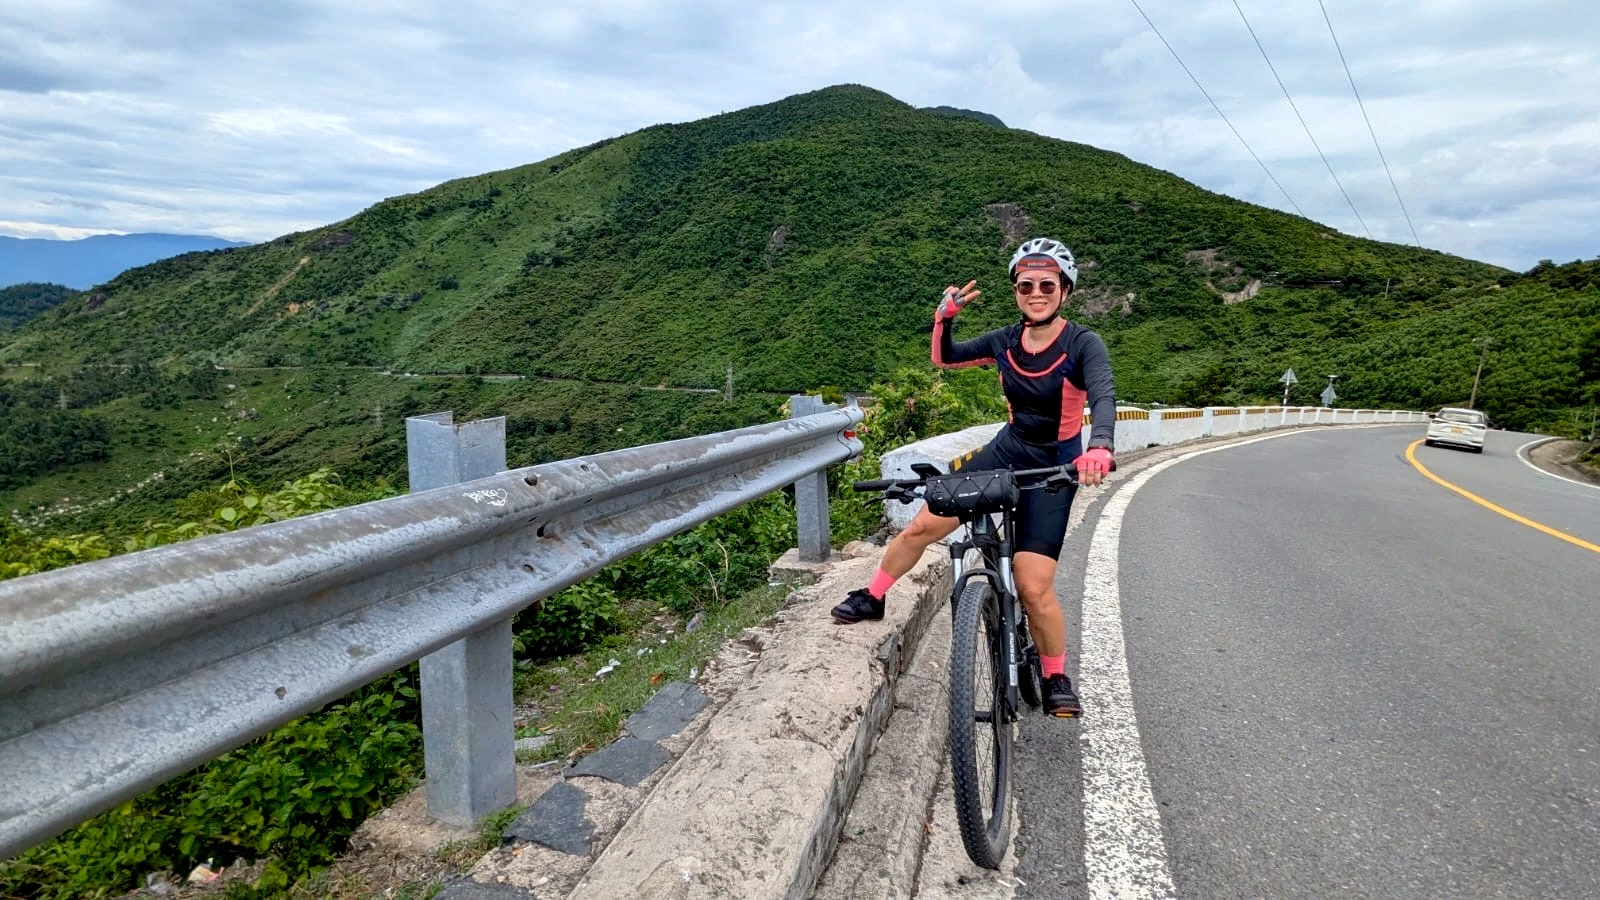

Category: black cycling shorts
[948, 427, 1080, 560]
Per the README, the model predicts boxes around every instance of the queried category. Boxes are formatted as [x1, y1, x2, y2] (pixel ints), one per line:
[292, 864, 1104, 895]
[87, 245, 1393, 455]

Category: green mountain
[2, 84, 1597, 529]
[0, 282, 78, 332]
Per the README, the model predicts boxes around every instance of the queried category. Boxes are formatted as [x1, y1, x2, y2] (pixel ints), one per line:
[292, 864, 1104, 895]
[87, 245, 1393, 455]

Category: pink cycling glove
[937, 281, 982, 320]
[936, 287, 966, 321]
[1074, 447, 1114, 479]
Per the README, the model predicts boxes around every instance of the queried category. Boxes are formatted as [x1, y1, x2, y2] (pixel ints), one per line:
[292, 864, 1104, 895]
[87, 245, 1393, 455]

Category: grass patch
[514, 582, 794, 762]
[430, 804, 526, 870]
[1578, 442, 1600, 477]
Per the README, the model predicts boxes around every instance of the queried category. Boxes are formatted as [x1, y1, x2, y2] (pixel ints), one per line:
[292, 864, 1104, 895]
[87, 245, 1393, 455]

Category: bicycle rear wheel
[948, 579, 1013, 869]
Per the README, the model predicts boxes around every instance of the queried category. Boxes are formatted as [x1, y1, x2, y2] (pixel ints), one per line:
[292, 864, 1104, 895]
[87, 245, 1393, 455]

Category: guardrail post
[1201, 407, 1214, 436]
[790, 395, 835, 562]
[406, 412, 516, 826]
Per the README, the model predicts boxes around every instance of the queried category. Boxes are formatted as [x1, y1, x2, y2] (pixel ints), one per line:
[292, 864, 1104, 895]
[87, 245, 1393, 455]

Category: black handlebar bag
[922, 469, 1019, 518]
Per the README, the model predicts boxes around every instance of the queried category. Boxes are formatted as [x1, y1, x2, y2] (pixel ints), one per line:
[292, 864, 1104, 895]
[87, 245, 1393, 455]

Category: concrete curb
[566, 550, 951, 900]
[812, 592, 952, 900]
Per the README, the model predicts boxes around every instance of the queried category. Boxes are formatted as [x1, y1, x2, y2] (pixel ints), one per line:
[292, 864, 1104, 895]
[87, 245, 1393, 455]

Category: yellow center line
[1405, 440, 1600, 555]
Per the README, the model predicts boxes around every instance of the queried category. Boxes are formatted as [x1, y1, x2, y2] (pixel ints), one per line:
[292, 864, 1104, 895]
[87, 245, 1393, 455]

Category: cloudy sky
[2, 0, 1596, 270]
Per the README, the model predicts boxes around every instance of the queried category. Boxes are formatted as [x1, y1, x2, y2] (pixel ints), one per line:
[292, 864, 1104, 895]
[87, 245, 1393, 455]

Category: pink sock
[868, 569, 897, 600]
[1040, 654, 1066, 678]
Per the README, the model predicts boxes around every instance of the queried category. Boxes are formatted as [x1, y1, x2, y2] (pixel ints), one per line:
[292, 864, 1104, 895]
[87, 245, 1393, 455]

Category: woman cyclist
[832, 237, 1117, 719]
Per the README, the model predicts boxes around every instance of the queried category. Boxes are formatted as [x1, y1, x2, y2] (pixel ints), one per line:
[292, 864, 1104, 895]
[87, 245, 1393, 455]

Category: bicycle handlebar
[852, 462, 1101, 495]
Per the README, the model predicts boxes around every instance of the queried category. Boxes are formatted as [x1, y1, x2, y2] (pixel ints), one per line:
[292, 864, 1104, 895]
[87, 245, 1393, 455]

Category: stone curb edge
[563, 550, 952, 899]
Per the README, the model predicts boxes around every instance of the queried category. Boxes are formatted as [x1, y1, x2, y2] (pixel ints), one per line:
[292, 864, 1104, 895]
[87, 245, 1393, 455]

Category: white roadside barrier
[878, 405, 1426, 530]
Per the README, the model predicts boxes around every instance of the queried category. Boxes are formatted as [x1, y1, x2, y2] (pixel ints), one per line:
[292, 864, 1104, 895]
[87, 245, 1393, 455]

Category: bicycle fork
[951, 531, 1024, 723]
[1000, 556, 1019, 697]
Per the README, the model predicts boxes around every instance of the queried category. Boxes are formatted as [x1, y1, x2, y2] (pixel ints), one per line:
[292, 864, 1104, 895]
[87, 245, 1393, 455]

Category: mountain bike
[854, 461, 1080, 869]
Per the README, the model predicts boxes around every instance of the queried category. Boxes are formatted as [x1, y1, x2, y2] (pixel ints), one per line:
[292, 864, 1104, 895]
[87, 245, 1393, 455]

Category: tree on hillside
[1578, 324, 1600, 387]
[1579, 324, 1600, 441]
[0, 282, 78, 331]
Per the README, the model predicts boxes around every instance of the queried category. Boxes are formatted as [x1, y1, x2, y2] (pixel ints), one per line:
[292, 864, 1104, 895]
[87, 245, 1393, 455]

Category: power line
[1231, 0, 1372, 238]
[1317, 0, 1423, 248]
[1126, 0, 1306, 218]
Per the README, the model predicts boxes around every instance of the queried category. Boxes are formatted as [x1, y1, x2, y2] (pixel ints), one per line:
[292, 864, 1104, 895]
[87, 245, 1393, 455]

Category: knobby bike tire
[948, 579, 1013, 869]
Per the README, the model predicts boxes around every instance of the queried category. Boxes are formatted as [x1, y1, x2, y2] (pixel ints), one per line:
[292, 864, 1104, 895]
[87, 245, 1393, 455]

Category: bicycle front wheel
[948, 579, 1013, 869]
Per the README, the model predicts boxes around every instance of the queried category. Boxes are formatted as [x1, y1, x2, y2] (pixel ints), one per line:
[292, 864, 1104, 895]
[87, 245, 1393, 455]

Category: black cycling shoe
[831, 588, 885, 624]
[1045, 674, 1082, 718]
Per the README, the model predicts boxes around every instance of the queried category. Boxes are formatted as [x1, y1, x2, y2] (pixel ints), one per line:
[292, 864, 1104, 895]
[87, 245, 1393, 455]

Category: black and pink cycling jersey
[933, 317, 1117, 451]
[931, 315, 1118, 559]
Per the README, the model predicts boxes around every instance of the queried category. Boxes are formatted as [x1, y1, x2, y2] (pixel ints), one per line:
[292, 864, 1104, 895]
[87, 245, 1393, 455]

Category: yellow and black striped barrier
[1085, 409, 1152, 424]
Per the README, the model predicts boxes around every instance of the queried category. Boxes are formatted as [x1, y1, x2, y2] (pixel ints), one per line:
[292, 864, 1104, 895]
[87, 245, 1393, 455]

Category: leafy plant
[0, 282, 77, 332]
[514, 579, 627, 659]
[0, 672, 423, 900]
[0, 469, 422, 899]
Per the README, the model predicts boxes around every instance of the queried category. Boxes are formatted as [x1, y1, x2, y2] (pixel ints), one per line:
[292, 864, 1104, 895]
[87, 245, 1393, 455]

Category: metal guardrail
[0, 400, 862, 860]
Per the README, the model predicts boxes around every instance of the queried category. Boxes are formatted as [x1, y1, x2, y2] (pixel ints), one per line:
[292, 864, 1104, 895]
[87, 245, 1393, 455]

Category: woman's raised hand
[937, 280, 981, 320]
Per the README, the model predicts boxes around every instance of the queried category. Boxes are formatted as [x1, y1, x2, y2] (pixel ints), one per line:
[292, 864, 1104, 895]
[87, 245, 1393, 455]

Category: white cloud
[0, 219, 121, 240]
[0, 0, 1596, 268]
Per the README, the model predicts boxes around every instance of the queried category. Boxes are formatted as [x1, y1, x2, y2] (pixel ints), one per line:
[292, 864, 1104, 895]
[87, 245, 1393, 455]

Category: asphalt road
[1011, 425, 1599, 899]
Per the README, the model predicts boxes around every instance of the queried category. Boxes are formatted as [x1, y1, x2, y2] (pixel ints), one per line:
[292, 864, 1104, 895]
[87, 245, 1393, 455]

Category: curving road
[1008, 424, 1600, 899]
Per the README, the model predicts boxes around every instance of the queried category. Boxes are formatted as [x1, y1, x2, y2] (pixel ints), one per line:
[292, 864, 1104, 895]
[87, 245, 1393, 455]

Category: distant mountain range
[0, 233, 250, 290]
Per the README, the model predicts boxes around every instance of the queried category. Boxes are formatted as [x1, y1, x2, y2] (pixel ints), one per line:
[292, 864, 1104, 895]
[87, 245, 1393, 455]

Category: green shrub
[0, 469, 423, 898]
[0, 526, 112, 579]
[611, 492, 796, 614]
[0, 673, 422, 900]
[514, 579, 626, 659]
[174, 676, 422, 892]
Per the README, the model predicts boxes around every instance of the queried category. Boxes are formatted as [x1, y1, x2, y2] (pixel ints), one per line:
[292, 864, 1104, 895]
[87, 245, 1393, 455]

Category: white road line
[1078, 429, 1310, 900]
[1515, 438, 1600, 493]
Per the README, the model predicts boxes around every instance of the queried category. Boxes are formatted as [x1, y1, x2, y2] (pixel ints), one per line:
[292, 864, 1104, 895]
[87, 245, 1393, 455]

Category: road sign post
[1280, 368, 1298, 406]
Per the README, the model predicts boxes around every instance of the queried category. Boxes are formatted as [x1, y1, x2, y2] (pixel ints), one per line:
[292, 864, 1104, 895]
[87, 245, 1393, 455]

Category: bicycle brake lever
[1043, 471, 1078, 491]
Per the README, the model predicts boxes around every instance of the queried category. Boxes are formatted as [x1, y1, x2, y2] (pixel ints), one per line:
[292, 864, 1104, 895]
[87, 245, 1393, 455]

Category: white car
[1425, 407, 1487, 452]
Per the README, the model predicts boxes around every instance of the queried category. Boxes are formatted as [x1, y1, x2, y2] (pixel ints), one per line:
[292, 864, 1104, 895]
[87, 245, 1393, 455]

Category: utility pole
[725, 363, 734, 404]
[1468, 337, 1496, 409]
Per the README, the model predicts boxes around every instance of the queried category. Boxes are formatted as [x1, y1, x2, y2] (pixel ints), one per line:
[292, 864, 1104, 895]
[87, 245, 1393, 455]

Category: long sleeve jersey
[932, 316, 1117, 450]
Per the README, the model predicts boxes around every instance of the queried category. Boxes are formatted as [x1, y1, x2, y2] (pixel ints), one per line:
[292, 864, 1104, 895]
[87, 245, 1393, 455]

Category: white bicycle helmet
[1008, 238, 1078, 290]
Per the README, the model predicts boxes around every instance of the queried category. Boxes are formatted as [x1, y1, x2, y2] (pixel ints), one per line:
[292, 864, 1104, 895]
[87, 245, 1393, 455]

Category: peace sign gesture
[937, 279, 981, 320]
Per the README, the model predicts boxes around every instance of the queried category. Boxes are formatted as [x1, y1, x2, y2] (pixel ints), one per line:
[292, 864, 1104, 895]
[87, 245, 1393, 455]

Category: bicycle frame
[949, 508, 1025, 719]
[852, 461, 1080, 869]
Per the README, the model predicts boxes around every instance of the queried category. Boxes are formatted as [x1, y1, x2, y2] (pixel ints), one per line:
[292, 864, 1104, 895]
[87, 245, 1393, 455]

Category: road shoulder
[1525, 438, 1600, 486]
